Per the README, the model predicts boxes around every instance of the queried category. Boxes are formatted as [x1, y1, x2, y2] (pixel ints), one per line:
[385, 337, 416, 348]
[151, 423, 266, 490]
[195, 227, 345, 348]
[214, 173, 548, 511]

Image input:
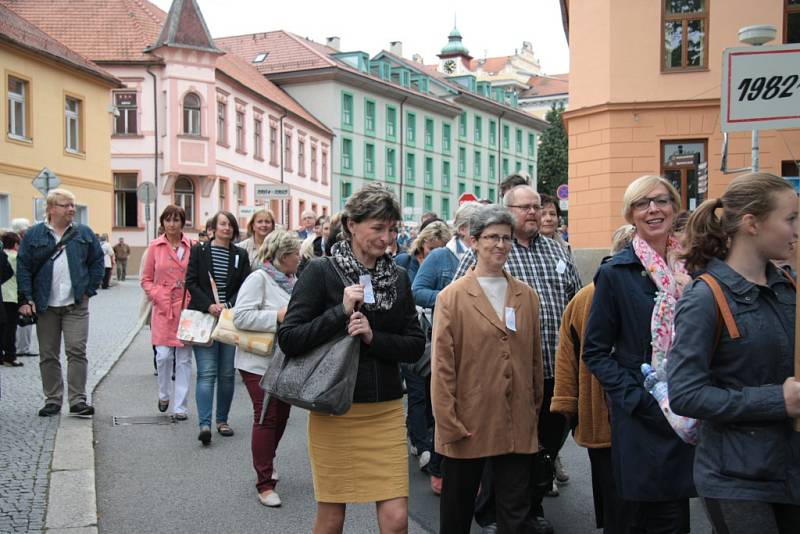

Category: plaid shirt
[455, 234, 582, 378]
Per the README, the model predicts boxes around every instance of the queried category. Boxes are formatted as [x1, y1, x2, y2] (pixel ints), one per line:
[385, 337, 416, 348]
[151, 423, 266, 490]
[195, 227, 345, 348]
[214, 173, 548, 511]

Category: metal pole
[751, 129, 760, 172]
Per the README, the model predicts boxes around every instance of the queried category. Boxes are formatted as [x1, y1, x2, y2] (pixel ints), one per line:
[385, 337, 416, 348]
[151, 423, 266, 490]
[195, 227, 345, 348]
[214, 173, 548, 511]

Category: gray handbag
[260, 258, 360, 416]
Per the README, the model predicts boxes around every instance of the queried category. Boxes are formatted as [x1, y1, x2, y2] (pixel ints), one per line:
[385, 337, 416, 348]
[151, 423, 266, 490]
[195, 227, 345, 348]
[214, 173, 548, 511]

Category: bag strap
[326, 257, 353, 288]
[780, 267, 797, 290]
[698, 274, 741, 358]
[31, 226, 78, 278]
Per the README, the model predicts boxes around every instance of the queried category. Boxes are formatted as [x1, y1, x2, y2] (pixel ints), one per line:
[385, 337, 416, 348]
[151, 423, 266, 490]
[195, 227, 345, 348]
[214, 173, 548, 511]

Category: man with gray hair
[295, 210, 317, 240]
[454, 185, 581, 534]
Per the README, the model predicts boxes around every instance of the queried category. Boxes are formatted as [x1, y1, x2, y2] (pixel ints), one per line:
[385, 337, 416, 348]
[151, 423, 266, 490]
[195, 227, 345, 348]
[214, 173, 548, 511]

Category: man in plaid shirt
[455, 185, 581, 534]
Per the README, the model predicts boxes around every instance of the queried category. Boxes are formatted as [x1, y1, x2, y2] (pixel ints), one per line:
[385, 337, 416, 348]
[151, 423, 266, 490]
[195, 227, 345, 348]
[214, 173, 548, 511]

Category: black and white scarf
[331, 240, 398, 311]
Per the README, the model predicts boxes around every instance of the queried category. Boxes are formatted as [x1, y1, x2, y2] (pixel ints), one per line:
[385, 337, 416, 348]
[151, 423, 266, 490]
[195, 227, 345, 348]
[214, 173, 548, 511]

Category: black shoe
[533, 516, 554, 534]
[1, 360, 23, 367]
[69, 402, 95, 416]
[198, 426, 212, 445]
[38, 403, 61, 417]
[158, 399, 169, 413]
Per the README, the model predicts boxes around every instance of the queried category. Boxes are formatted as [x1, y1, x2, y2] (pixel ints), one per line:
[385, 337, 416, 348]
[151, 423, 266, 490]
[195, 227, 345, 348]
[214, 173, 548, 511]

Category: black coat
[582, 244, 696, 501]
[277, 257, 425, 403]
[0, 249, 12, 323]
[185, 242, 250, 312]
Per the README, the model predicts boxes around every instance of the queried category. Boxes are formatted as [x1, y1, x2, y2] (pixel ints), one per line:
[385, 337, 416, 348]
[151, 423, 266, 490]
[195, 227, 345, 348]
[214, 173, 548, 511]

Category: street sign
[239, 206, 257, 218]
[137, 182, 156, 204]
[559, 200, 568, 212]
[255, 184, 291, 200]
[556, 184, 569, 201]
[458, 192, 478, 205]
[721, 43, 800, 132]
[697, 162, 709, 195]
[32, 167, 60, 196]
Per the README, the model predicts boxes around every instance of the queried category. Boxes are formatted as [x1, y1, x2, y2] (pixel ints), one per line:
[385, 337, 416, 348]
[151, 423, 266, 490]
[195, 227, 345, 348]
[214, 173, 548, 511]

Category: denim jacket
[17, 222, 104, 312]
[668, 258, 800, 504]
[411, 246, 459, 309]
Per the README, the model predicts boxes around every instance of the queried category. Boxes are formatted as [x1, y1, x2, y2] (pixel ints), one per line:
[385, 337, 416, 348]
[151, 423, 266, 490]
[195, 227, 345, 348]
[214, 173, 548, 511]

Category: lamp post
[737, 25, 777, 172]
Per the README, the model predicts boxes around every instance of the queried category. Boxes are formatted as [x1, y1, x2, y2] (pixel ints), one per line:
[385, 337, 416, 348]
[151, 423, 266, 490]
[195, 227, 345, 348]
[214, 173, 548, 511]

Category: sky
[150, 0, 570, 74]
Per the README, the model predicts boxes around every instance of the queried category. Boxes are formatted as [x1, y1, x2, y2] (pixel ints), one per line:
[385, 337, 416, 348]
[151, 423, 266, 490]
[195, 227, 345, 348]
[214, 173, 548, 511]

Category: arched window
[174, 176, 195, 227]
[183, 93, 201, 135]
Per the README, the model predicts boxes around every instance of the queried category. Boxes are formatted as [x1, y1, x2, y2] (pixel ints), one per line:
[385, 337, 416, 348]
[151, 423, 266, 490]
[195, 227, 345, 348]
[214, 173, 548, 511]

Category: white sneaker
[546, 480, 559, 497]
[258, 490, 282, 507]
[271, 469, 279, 481]
[408, 438, 418, 456]
[419, 450, 431, 470]
[554, 455, 569, 483]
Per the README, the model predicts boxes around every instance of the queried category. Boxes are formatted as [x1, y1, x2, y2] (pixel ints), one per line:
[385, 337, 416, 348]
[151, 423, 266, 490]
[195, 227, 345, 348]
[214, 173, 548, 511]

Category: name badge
[359, 274, 376, 304]
[555, 259, 567, 274]
[505, 306, 517, 332]
[235, 255, 240, 269]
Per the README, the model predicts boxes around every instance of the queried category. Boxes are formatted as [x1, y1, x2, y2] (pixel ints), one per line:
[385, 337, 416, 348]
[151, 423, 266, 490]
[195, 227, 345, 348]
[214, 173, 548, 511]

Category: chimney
[390, 41, 403, 57]
[326, 36, 341, 51]
[412, 53, 424, 64]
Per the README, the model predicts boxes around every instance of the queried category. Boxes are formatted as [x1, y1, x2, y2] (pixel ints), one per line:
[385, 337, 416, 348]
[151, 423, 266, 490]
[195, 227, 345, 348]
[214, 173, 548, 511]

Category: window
[7, 76, 28, 139]
[364, 142, 375, 178]
[236, 183, 246, 207]
[284, 131, 293, 171]
[406, 112, 416, 146]
[341, 137, 353, 172]
[113, 173, 138, 227]
[321, 148, 329, 184]
[0, 194, 9, 228]
[458, 147, 466, 177]
[782, 160, 800, 190]
[405, 192, 415, 219]
[253, 117, 263, 159]
[424, 117, 434, 150]
[424, 157, 434, 187]
[174, 176, 195, 227]
[474, 115, 482, 144]
[217, 101, 227, 144]
[442, 123, 452, 154]
[218, 178, 227, 210]
[515, 128, 523, 153]
[787, 0, 800, 43]
[424, 194, 433, 212]
[298, 138, 306, 176]
[458, 112, 467, 138]
[489, 154, 496, 180]
[340, 181, 352, 209]
[661, 139, 707, 209]
[341, 92, 354, 129]
[235, 110, 245, 152]
[441, 197, 450, 220]
[386, 147, 396, 180]
[442, 161, 451, 191]
[502, 125, 510, 150]
[458, 181, 466, 195]
[515, 161, 523, 172]
[502, 157, 509, 177]
[183, 93, 200, 135]
[488, 187, 496, 202]
[386, 105, 397, 140]
[489, 119, 496, 146]
[310, 144, 318, 180]
[406, 152, 416, 183]
[662, 0, 708, 70]
[528, 132, 535, 157]
[473, 151, 482, 178]
[528, 164, 535, 178]
[253, 52, 269, 63]
[65, 96, 81, 153]
[269, 124, 278, 165]
[365, 99, 376, 135]
[474, 184, 481, 199]
[114, 92, 137, 135]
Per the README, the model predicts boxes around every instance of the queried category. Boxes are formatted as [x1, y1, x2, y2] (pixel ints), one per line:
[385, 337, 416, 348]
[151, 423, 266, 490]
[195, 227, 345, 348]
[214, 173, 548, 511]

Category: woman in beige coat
[431, 205, 544, 534]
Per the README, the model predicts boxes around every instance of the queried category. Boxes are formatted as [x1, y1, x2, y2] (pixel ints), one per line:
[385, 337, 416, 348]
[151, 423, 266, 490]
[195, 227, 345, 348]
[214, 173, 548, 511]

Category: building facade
[1, 5, 121, 231]
[561, 0, 800, 248]
[218, 31, 547, 222]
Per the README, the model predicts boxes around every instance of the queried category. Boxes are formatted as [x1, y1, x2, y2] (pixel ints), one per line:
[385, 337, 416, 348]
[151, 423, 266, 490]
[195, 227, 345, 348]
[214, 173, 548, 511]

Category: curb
[44, 317, 145, 533]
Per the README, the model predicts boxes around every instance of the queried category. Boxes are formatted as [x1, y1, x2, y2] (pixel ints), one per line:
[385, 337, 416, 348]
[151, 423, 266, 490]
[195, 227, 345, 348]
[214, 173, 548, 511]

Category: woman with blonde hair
[583, 175, 696, 533]
[238, 209, 276, 269]
[668, 173, 800, 533]
[233, 229, 301, 507]
[394, 221, 452, 283]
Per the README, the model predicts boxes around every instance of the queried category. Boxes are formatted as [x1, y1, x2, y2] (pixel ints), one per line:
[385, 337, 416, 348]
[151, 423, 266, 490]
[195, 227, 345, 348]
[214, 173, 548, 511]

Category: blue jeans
[193, 341, 235, 427]
[401, 364, 443, 477]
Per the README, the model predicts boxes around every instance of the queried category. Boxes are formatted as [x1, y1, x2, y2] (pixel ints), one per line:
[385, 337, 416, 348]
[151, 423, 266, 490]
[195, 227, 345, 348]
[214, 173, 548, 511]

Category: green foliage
[537, 103, 568, 199]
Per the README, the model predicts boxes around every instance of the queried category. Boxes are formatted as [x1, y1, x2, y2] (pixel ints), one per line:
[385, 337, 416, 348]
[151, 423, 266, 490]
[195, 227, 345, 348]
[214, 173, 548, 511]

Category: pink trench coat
[140, 234, 192, 347]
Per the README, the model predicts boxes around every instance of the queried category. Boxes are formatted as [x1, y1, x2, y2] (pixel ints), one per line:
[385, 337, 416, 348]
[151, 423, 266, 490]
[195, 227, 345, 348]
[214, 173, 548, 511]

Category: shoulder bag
[260, 257, 360, 416]
[176, 272, 219, 347]
[211, 270, 276, 356]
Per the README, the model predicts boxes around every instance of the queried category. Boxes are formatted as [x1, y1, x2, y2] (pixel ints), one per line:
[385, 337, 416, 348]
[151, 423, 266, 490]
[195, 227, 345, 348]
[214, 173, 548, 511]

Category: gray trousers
[703, 498, 800, 534]
[37, 300, 90, 406]
[115, 259, 127, 281]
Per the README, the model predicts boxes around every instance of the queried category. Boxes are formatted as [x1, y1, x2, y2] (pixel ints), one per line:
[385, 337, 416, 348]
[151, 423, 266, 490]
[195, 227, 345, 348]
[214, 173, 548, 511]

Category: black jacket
[185, 242, 250, 312]
[278, 257, 425, 403]
[582, 244, 695, 501]
[0, 249, 12, 322]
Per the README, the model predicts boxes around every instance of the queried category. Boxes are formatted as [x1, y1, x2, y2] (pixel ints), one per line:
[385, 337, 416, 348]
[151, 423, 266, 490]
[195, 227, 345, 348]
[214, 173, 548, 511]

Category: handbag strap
[326, 257, 354, 288]
[31, 226, 78, 279]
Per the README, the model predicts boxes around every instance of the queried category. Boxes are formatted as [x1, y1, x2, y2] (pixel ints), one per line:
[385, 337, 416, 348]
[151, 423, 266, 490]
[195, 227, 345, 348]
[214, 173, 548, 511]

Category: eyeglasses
[54, 203, 76, 209]
[632, 196, 671, 211]
[507, 204, 542, 212]
[479, 234, 513, 245]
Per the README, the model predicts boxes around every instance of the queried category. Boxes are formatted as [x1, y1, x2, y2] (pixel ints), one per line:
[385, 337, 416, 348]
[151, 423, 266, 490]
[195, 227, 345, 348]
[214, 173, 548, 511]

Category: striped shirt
[455, 234, 582, 379]
[210, 245, 230, 305]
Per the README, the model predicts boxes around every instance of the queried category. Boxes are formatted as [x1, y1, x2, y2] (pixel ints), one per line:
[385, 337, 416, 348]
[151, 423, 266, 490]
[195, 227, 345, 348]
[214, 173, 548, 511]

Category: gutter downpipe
[278, 108, 288, 227]
[146, 64, 159, 240]
[497, 111, 506, 190]
[398, 96, 408, 222]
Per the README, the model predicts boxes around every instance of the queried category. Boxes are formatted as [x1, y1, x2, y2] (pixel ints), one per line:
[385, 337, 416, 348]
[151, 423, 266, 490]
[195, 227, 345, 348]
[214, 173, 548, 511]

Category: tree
[536, 103, 568, 199]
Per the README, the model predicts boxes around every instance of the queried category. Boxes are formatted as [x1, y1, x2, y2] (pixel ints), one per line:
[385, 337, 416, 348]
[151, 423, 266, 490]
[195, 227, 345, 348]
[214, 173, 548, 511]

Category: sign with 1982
[721, 44, 800, 132]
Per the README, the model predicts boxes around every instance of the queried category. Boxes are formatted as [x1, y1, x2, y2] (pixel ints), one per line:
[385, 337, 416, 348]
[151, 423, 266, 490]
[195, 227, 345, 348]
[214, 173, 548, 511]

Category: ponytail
[682, 198, 728, 273]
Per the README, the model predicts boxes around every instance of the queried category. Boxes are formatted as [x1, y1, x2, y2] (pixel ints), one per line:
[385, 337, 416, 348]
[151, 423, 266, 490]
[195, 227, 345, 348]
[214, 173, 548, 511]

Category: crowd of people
[2, 168, 799, 534]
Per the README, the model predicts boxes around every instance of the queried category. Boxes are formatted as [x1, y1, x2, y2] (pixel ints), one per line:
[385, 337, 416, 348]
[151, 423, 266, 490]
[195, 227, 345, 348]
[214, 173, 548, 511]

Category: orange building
[560, 0, 800, 248]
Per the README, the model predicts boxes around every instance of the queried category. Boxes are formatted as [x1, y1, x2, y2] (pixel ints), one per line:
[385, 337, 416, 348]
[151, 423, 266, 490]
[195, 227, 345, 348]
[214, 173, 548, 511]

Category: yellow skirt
[308, 399, 408, 503]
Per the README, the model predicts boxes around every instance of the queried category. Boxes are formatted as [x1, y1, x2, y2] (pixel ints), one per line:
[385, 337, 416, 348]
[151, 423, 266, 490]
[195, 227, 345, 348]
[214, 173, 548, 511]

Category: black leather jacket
[278, 257, 424, 403]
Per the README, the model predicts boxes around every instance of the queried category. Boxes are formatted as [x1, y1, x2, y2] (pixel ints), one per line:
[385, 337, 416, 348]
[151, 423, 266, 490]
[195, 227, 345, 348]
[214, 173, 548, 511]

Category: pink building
[3, 0, 333, 267]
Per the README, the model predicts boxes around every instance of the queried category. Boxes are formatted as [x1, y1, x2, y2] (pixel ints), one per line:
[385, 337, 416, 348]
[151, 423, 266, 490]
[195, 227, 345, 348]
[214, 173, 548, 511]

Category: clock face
[443, 59, 456, 74]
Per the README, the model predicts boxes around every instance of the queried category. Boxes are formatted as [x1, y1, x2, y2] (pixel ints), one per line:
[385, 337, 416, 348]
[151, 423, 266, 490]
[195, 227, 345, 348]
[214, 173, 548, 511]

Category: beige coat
[431, 267, 544, 459]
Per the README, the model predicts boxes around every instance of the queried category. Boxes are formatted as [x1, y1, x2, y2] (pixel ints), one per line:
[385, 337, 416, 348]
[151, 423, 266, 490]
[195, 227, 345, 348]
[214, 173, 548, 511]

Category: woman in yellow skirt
[278, 183, 425, 534]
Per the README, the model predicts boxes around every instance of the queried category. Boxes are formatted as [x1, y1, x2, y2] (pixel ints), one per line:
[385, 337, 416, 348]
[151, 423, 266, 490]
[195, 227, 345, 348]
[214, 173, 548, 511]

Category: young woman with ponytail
[668, 172, 800, 534]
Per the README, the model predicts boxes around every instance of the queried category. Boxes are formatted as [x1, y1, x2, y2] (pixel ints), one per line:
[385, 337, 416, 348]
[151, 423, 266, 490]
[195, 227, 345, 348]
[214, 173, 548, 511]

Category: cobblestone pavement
[0, 279, 143, 534]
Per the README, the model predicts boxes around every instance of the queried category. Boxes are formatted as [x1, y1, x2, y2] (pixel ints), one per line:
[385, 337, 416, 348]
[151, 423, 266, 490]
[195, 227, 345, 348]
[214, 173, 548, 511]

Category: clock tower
[437, 25, 472, 76]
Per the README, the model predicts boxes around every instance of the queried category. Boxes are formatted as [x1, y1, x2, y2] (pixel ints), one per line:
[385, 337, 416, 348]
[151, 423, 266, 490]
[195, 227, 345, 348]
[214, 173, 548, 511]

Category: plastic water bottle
[641, 363, 670, 410]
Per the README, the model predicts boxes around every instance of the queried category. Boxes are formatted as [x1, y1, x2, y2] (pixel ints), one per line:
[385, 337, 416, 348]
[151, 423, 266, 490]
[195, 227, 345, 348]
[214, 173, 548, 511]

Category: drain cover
[112, 415, 176, 426]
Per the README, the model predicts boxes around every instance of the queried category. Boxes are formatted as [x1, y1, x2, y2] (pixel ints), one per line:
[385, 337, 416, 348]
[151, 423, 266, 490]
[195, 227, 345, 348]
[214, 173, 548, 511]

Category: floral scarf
[331, 239, 398, 311]
[260, 260, 296, 295]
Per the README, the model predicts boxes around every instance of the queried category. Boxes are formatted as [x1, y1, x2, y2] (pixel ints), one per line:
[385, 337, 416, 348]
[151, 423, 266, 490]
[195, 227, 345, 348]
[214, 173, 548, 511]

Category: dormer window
[253, 52, 269, 63]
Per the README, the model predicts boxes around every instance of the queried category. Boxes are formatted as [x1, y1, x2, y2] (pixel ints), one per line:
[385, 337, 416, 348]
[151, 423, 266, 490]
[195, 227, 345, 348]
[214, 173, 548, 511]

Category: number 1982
[737, 75, 799, 102]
